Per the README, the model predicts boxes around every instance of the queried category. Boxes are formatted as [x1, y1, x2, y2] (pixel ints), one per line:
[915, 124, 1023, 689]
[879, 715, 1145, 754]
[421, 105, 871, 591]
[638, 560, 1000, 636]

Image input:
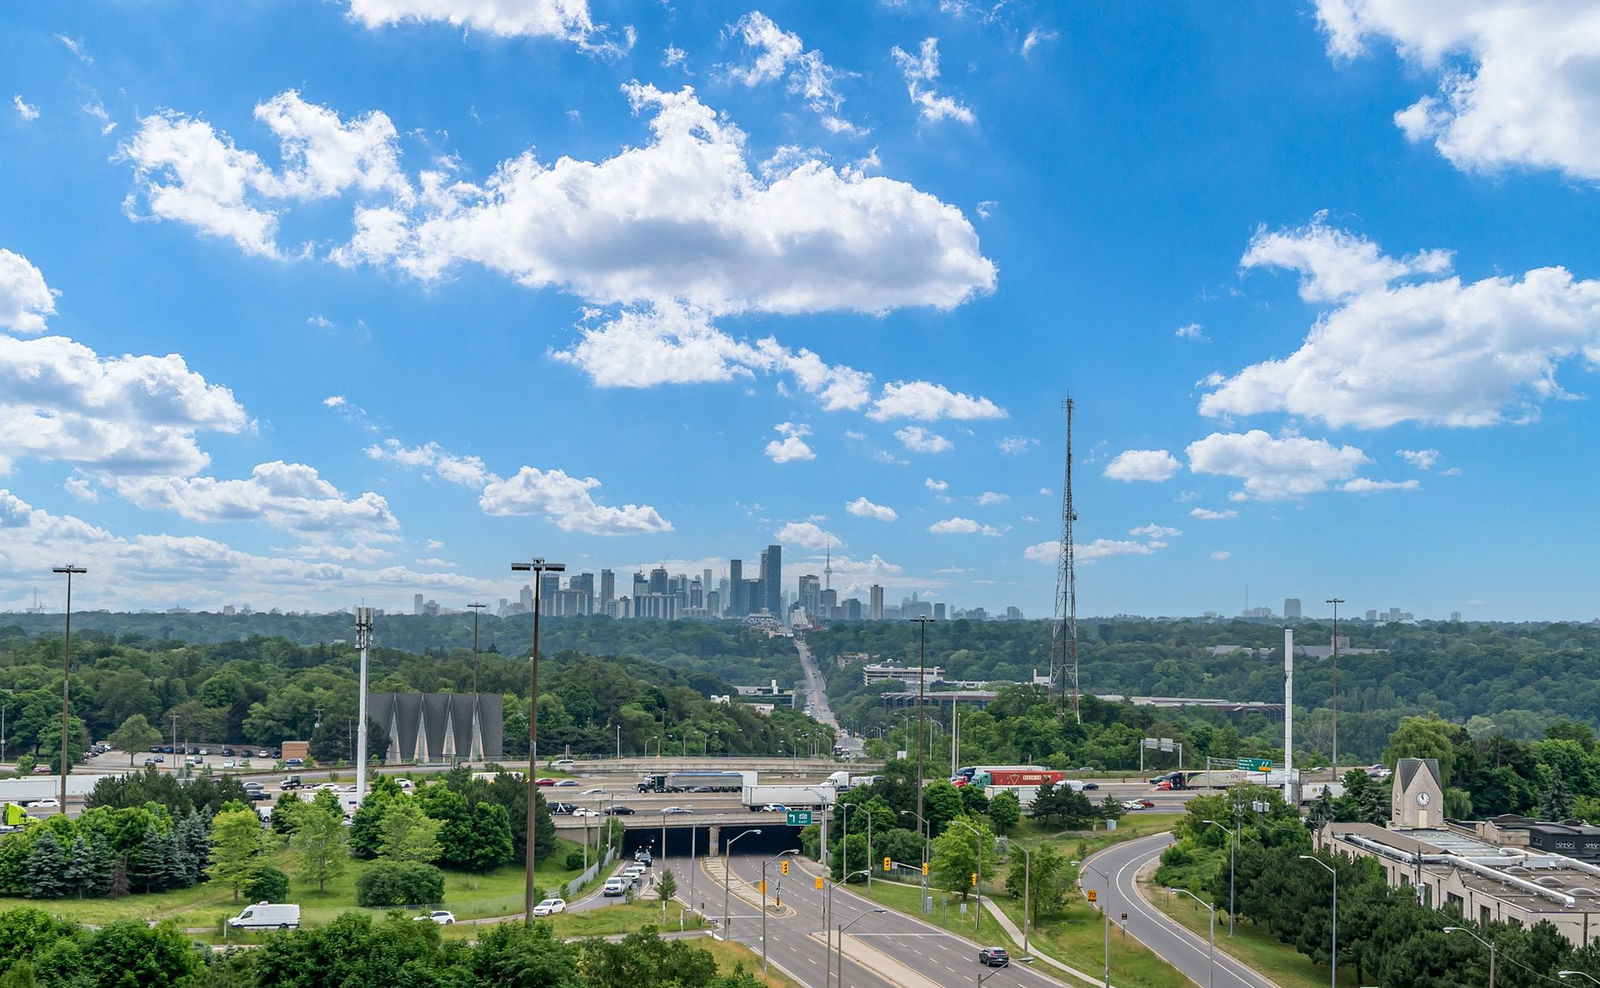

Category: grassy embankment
[1147, 884, 1362, 988]
[856, 813, 1191, 988]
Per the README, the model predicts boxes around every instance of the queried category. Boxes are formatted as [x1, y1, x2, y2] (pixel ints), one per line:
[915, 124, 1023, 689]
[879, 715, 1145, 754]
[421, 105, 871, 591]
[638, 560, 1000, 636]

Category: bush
[355, 861, 445, 907]
[244, 865, 290, 903]
[565, 849, 586, 870]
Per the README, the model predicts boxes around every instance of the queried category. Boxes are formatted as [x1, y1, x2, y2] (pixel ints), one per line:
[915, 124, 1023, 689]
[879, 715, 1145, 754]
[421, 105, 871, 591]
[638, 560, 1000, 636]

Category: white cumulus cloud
[343, 0, 623, 52]
[1130, 523, 1182, 538]
[1203, 216, 1600, 429]
[891, 38, 976, 124]
[728, 12, 862, 134]
[480, 467, 672, 534]
[929, 516, 999, 535]
[0, 249, 57, 334]
[869, 380, 1005, 421]
[775, 520, 838, 549]
[1187, 430, 1371, 500]
[1190, 507, 1238, 520]
[845, 496, 897, 522]
[1175, 322, 1208, 341]
[974, 491, 1008, 506]
[765, 422, 816, 463]
[107, 461, 398, 539]
[1210, 550, 1232, 561]
[997, 436, 1035, 454]
[365, 439, 495, 487]
[1104, 449, 1181, 482]
[895, 426, 952, 454]
[1315, 0, 1600, 180]
[1342, 477, 1421, 493]
[1397, 448, 1441, 470]
[924, 477, 949, 491]
[1024, 537, 1161, 565]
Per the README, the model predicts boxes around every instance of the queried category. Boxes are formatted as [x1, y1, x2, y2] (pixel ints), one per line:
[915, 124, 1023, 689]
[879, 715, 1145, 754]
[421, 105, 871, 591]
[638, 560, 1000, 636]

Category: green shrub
[244, 865, 290, 903]
[355, 861, 444, 907]
[565, 849, 586, 870]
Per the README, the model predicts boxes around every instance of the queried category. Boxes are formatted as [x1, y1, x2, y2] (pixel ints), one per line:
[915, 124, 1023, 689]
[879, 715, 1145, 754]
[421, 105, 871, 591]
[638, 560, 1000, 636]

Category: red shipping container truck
[978, 768, 1066, 787]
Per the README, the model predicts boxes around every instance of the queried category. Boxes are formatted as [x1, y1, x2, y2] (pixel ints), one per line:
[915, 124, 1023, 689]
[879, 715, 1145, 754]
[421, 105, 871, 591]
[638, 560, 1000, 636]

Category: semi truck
[743, 783, 837, 811]
[953, 765, 1048, 787]
[0, 803, 30, 830]
[971, 768, 1066, 788]
[637, 770, 754, 793]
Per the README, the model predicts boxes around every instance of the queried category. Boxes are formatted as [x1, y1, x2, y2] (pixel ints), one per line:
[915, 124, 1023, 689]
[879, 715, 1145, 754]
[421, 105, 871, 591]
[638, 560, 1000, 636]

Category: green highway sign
[786, 810, 814, 826]
[1237, 758, 1272, 772]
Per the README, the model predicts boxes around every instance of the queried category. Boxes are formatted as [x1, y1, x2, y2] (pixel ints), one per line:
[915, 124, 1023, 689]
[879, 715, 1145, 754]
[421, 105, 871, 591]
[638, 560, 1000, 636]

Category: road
[1078, 833, 1277, 988]
[721, 852, 1062, 988]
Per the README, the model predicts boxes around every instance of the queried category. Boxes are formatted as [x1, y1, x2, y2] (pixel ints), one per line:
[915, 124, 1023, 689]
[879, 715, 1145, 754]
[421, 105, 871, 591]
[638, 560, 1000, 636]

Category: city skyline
[0, 3, 1597, 621]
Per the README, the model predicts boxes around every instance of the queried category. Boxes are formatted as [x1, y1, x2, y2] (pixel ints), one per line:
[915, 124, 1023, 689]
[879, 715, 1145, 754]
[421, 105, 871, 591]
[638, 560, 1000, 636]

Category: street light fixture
[1301, 855, 1338, 988]
[1167, 887, 1215, 988]
[722, 828, 762, 938]
[761, 848, 801, 972]
[51, 565, 85, 807]
[511, 557, 564, 925]
[1203, 819, 1237, 937]
[1444, 926, 1497, 988]
[1559, 972, 1600, 985]
[834, 905, 886, 988]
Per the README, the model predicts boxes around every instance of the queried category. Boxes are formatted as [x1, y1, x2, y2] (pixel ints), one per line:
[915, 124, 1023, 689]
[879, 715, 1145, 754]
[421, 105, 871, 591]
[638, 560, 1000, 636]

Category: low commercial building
[1318, 758, 1600, 946]
[862, 663, 942, 686]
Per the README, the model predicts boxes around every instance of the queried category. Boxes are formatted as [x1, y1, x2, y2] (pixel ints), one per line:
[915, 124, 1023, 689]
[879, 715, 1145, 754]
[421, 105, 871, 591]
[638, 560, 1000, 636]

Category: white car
[761, 804, 790, 813]
[396, 779, 414, 790]
[26, 799, 59, 810]
[414, 910, 455, 925]
[531, 898, 567, 916]
[572, 808, 600, 818]
[581, 788, 607, 795]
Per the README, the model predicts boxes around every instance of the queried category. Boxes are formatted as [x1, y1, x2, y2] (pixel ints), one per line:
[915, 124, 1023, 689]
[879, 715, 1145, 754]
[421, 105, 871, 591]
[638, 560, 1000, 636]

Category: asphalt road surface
[1079, 832, 1277, 988]
[721, 853, 1065, 988]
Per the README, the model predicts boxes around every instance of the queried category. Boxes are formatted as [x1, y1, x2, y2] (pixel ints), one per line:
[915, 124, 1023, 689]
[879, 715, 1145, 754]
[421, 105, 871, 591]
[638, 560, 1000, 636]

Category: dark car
[1081, 782, 1100, 791]
[248, 790, 272, 801]
[978, 947, 1009, 967]
[221, 747, 235, 757]
[548, 802, 578, 815]
[607, 805, 636, 815]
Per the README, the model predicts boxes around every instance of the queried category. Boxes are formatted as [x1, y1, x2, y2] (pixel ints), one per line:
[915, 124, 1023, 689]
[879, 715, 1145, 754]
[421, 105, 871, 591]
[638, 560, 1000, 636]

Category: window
[1446, 893, 1464, 913]
[1481, 905, 1493, 926]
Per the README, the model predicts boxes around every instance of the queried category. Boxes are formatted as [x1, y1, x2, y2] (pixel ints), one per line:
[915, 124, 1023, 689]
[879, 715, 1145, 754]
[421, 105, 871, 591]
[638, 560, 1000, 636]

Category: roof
[1395, 757, 1440, 792]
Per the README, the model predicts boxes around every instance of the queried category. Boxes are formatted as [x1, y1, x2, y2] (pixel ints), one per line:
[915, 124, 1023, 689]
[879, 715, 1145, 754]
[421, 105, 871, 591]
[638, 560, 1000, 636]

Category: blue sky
[0, 1, 1597, 621]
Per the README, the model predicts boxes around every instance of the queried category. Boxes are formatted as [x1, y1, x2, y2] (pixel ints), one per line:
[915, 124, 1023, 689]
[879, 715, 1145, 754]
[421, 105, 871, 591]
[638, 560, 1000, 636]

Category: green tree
[1383, 714, 1459, 784]
[108, 714, 162, 765]
[1543, 764, 1574, 820]
[244, 864, 290, 903]
[658, 868, 677, 902]
[378, 797, 442, 864]
[79, 920, 200, 988]
[988, 790, 1020, 834]
[347, 775, 402, 857]
[293, 806, 347, 892]
[24, 833, 69, 900]
[208, 806, 266, 902]
[928, 814, 995, 898]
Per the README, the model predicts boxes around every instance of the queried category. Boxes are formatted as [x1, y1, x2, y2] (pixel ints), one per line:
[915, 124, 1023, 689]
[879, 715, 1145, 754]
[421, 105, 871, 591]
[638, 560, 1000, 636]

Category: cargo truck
[971, 768, 1066, 788]
[637, 770, 754, 793]
[743, 783, 836, 811]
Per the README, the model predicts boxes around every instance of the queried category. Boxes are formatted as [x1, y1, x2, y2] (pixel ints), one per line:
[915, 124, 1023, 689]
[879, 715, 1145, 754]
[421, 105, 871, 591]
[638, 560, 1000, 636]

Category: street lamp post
[1301, 855, 1338, 988]
[901, 809, 931, 913]
[1000, 838, 1032, 960]
[51, 565, 85, 807]
[1082, 862, 1112, 988]
[722, 828, 763, 938]
[1168, 887, 1215, 988]
[1444, 926, 1497, 988]
[1559, 972, 1600, 985]
[1325, 597, 1343, 782]
[1204, 819, 1237, 937]
[512, 557, 564, 925]
[911, 616, 934, 877]
[835, 905, 886, 988]
[354, 607, 373, 802]
[841, 802, 859, 880]
[762, 849, 801, 972]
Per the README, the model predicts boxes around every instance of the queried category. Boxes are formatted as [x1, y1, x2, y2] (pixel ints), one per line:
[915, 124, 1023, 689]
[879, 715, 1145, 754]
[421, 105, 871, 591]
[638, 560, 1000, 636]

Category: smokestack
[1283, 627, 1294, 804]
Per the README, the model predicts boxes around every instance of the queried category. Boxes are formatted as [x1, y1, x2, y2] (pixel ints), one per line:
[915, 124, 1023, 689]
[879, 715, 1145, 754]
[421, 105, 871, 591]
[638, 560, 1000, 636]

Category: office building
[413, 594, 425, 616]
[843, 598, 862, 620]
[649, 566, 668, 596]
[729, 559, 744, 616]
[820, 588, 837, 620]
[869, 584, 884, 621]
[1283, 597, 1302, 620]
[763, 544, 782, 615]
[599, 569, 615, 612]
[798, 574, 821, 619]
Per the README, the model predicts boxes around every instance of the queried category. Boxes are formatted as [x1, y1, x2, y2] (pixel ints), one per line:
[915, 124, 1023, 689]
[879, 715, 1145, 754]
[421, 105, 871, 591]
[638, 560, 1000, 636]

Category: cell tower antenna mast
[1050, 398, 1080, 722]
[824, 540, 833, 591]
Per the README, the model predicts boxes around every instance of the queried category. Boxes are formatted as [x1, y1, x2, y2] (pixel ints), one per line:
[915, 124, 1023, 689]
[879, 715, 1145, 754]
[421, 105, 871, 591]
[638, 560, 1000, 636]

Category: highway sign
[786, 810, 813, 826]
[1087, 889, 1098, 902]
[1237, 757, 1272, 772]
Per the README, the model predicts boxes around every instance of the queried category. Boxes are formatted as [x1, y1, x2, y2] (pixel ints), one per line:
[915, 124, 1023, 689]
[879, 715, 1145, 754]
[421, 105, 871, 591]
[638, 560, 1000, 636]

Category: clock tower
[1391, 757, 1444, 829]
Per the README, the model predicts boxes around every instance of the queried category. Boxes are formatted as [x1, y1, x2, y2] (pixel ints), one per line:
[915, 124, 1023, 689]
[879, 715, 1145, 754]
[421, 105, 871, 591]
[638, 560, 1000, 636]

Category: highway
[720, 852, 1065, 988]
[1079, 833, 1277, 988]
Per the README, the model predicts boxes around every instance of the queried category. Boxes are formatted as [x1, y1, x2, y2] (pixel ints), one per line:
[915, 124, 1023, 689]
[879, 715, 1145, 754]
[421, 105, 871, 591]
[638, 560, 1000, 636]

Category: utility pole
[52, 565, 85, 807]
[912, 616, 934, 866]
[1325, 598, 1344, 783]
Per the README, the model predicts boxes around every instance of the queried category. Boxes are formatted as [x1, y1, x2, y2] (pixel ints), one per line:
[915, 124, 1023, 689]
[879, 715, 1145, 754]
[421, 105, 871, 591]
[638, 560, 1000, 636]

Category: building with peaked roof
[367, 692, 503, 764]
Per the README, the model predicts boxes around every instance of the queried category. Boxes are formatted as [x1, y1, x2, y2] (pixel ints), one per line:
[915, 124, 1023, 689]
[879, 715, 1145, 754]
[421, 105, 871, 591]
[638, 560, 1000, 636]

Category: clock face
[1416, 792, 1431, 806]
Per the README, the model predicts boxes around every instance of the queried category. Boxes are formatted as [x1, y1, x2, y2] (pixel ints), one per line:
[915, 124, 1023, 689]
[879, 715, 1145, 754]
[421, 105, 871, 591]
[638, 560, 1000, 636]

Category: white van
[602, 877, 627, 897]
[228, 902, 301, 930]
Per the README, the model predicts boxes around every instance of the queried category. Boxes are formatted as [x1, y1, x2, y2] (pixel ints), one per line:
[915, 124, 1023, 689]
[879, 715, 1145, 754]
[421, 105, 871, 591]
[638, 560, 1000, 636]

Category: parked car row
[148, 744, 275, 758]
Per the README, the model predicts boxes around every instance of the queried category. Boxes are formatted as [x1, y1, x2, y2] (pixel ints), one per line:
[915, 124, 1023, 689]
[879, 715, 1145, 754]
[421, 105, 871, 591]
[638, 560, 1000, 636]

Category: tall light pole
[467, 602, 486, 705]
[902, 809, 931, 913]
[1444, 926, 1496, 988]
[512, 557, 564, 925]
[1301, 855, 1338, 988]
[911, 615, 934, 874]
[1168, 887, 1215, 988]
[1082, 862, 1113, 988]
[762, 848, 800, 972]
[834, 901, 885, 988]
[354, 607, 374, 802]
[1000, 837, 1032, 960]
[1559, 972, 1600, 985]
[1204, 819, 1236, 937]
[51, 565, 85, 807]
[951, 818, 986, 933]
[1325, 598, 1343, 783]
[722, 828, 762, 938]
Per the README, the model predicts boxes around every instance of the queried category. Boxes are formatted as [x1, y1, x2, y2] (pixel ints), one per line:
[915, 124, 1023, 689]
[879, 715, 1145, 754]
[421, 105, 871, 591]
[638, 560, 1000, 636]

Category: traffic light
[759, 880, 767, 894]
[814, 876, 824, 891]
[921, 862, 929, 876]
[780, 860, 790, 876]
[971, 872, 978, 887]
[883, 857, 892, 872]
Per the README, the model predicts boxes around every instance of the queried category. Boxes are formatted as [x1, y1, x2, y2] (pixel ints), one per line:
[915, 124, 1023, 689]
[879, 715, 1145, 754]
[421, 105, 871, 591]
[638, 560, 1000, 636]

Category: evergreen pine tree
[1543, 764, 1573, 821]
[175, 810, 210, 887]
[63, 837, 92, 899]
[107, 855, 130, 899]
[81, 835, 114, 898]
[25, 833, 70, 899]
[130, 825, 170, 894]
[159, 828, 187, 890]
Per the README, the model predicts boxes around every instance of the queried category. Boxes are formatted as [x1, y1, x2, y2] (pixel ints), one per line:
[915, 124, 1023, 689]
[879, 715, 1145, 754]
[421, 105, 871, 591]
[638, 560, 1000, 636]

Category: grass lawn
[1146, 883, 1362, 988]
[698, 937, 804, 988]
[7, 836, 597, 930]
